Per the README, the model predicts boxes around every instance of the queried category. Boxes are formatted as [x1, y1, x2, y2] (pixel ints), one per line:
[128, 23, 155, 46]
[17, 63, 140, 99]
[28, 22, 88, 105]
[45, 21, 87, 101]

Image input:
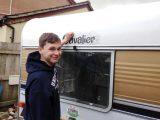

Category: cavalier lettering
[68, 35, 95, 44]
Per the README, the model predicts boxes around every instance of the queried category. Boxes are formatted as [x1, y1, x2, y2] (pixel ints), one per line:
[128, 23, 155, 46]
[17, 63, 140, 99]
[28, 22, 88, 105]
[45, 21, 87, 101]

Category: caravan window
[57, 51, 114, 111]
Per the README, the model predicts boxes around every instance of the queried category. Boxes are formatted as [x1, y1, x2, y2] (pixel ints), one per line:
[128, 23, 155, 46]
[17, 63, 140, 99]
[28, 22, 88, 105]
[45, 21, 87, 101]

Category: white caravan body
[20, 2, 160, 120]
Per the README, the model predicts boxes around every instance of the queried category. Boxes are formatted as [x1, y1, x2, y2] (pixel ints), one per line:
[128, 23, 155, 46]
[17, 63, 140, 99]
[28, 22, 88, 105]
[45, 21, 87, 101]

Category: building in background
[0, 1, 93, 43]
[0, 0, 75, 16]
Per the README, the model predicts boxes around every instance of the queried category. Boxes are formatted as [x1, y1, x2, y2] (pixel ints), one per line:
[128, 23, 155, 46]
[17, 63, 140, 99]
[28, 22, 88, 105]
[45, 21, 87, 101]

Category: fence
[0, 42, 20, 107]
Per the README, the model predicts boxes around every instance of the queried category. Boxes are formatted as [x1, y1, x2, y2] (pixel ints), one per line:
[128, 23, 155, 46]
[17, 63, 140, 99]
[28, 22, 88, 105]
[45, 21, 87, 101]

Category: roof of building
[0, 1, 93, 26]
[0, 0, 76, 16]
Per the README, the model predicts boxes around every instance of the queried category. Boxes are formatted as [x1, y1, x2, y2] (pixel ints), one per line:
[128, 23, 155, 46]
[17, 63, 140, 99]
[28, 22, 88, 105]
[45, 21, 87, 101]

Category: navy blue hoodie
[25, 51, 60, 120]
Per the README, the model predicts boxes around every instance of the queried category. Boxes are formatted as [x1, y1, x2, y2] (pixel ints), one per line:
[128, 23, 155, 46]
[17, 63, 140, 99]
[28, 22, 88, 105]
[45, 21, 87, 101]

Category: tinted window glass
[57, 52, 112, 108]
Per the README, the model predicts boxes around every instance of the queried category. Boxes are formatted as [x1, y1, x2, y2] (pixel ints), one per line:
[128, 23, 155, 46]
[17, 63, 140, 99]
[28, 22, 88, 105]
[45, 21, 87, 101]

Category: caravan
[19, 2, 160, 120]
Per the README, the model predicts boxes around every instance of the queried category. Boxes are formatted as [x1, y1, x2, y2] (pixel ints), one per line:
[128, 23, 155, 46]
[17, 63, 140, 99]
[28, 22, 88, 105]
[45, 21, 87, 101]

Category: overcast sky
[75, 0, 160, 10]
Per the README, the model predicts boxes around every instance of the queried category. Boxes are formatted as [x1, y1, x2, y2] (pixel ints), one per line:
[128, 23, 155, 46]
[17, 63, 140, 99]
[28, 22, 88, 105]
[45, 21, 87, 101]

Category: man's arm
[61, 32, 74, 46]
[28, 79, 53, 120]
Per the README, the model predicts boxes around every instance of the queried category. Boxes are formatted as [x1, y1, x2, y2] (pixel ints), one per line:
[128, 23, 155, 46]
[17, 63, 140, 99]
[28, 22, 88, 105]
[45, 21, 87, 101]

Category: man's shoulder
[29, 70, 50, 79]
[27, 71, 52, 86]
[27, 71, 52, 91]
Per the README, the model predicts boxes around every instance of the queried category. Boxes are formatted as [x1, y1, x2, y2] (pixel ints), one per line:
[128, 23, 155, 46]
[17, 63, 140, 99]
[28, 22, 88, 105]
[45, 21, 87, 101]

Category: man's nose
[54, 49, 60, 55]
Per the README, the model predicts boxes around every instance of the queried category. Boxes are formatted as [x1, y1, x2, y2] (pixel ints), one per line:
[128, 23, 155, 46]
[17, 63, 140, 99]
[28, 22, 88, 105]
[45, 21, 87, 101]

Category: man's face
[39, 41, 62, 66]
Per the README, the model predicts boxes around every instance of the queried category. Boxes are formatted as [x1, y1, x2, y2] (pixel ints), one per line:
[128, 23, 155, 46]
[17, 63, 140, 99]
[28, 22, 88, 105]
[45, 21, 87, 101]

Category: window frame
[59, 49, 115, 112]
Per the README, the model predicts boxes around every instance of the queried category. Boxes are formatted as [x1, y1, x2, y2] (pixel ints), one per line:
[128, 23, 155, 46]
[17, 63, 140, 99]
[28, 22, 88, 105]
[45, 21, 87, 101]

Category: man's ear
[38, 47, 43, 54]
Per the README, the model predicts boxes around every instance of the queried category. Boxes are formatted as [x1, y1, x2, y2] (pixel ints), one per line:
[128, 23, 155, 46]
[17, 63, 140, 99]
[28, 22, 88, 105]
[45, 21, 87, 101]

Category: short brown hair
[39, 33, 61, 47]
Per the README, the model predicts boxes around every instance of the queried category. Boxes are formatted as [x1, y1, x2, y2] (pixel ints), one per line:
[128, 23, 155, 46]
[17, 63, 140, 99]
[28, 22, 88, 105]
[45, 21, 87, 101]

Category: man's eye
[50, 48, 56, 51]
[49, 48, 61, 51]
[57, 47, 61, 51]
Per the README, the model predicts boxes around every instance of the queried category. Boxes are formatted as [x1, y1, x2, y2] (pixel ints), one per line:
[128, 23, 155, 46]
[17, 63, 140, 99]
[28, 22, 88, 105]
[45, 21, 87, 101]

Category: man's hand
[61, 32, 74, 46]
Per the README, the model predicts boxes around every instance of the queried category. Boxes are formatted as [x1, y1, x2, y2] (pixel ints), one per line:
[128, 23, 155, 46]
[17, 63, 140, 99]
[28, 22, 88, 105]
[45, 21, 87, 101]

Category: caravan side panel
[115, 51, 160, 106]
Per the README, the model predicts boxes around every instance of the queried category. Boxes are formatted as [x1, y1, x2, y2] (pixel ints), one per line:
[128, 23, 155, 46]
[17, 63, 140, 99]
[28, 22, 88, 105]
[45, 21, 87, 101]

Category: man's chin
[51, 60, 58, 64]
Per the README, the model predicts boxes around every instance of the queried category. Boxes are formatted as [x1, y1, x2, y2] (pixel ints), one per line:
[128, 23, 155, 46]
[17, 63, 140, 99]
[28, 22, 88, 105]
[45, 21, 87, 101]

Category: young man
[25, 32, 74, 120]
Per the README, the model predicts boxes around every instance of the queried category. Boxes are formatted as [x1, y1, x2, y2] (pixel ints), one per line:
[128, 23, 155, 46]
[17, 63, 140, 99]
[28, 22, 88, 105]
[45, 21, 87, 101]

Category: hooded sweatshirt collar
[26, 51, 54, 74]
